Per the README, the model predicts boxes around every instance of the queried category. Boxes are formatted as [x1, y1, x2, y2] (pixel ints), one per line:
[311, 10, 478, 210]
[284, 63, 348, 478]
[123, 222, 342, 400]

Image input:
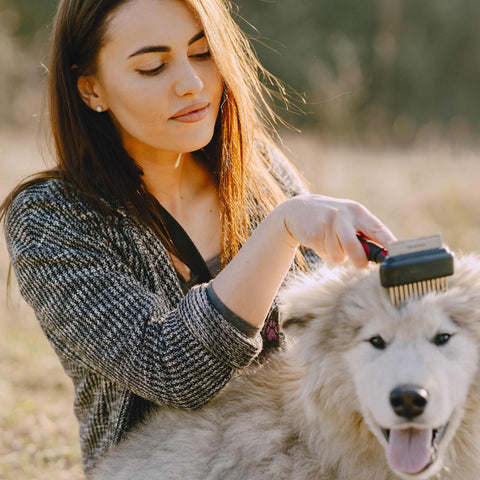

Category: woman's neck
[127, 145, 222, 263]
[133, 149, 213, 218]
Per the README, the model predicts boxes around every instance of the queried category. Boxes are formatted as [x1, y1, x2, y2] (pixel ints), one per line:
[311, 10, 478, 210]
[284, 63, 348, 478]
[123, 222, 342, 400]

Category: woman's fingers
[321, 208, 343, 263]
[316, 199, 391, 268]
[315, 224, 329, 261]
[279, 195, 395, 268]
[336, 202, 396, 267]
[360, 223, 396, 251]
[335, 217, 369, 268]
[349, 202, 397, 249]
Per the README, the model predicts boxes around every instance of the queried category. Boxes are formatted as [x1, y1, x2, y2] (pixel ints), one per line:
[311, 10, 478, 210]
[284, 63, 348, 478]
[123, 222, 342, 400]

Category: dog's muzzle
[379, 384, 448, 475]
[390, 385, 429, 419]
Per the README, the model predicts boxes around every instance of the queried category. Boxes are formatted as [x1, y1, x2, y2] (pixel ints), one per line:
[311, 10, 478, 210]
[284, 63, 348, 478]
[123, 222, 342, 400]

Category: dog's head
[279, 254, 480, 479]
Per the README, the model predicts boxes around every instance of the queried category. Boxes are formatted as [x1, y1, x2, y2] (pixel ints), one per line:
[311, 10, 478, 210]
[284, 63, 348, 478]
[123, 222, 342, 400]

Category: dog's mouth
[380, 423, 448, 476]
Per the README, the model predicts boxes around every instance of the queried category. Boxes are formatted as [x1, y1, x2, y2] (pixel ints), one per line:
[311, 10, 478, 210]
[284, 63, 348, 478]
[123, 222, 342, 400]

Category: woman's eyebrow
[127, 31, 206, 59]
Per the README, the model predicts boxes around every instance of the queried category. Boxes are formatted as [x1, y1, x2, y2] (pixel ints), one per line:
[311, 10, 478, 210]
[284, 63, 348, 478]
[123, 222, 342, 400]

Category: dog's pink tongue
[387, 428, 432, 474]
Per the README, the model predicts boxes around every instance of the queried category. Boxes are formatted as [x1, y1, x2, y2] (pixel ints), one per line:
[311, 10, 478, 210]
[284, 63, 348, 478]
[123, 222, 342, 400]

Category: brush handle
[357, 233, 388, 263]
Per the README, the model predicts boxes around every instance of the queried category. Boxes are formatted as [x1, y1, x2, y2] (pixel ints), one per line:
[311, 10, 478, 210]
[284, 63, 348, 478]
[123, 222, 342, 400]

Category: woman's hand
[276, 194, 396, 268]
[212, 193, 395, 326]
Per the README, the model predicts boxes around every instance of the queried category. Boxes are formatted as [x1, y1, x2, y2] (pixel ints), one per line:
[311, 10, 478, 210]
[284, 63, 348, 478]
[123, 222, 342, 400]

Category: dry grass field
[1, 126, 479, 479]
[0, 128, 84, 480]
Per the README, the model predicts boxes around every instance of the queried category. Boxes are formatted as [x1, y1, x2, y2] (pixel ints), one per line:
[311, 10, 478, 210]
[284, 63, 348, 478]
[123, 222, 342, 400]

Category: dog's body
[92, 255, 480, 480]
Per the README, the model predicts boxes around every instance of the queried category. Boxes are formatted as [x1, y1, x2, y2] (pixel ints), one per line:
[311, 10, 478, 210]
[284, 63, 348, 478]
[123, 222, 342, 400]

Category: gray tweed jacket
[5, 147, 318, 475]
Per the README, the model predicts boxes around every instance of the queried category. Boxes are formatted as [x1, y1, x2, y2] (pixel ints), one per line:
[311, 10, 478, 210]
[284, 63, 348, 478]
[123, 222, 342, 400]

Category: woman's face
[80, 0, 224, 158]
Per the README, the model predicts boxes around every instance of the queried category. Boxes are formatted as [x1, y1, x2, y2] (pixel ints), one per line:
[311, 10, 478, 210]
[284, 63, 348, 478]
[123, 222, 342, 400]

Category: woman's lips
[170, 103, 210, 123]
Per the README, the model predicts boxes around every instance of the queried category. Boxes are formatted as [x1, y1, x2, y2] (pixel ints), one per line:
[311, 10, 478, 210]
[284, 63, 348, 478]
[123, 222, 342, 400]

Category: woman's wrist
[210, 203, 299, 327]
[270, 200, 301, 250]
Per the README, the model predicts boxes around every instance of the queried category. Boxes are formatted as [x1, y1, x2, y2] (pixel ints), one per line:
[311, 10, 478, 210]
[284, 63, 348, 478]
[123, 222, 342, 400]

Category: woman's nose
[173, 60, 203, 97]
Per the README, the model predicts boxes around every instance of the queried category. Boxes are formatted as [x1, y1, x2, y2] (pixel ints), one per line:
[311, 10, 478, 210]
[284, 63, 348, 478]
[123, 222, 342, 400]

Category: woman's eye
[136, 64, 166, 76]
[191, 51, 211, 60]
[368, 335, 387, 350]
[432, 333, 453, 346]
[135, 51, 210, 76]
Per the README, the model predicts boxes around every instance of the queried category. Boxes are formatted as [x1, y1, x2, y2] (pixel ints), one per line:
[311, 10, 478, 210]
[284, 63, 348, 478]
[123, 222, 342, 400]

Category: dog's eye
[368, 336, 387, 350]
[432, 333, 453, 346]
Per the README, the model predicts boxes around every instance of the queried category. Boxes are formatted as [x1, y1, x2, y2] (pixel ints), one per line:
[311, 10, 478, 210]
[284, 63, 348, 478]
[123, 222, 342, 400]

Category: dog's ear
[442, 254, 480, 334]
[449, 254, 480, 294]
[281, 312, 316, 334]
[278, 264, 354, 338]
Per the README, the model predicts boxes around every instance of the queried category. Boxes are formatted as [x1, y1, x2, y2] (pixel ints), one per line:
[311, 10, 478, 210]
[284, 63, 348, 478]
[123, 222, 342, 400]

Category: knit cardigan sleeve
[5, 180, 262, 410]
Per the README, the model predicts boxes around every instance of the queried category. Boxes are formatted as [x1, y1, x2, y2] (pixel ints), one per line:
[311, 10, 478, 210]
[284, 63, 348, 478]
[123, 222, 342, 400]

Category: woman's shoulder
[11, 177, 69, 205]
[6, 176, 110, 238]
[9, 176, 120, 218]
[8, 177, 84, 220]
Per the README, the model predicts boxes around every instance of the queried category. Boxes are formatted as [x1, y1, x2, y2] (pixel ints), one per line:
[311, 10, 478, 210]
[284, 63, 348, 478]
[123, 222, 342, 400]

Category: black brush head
[379, 247, 454, 288]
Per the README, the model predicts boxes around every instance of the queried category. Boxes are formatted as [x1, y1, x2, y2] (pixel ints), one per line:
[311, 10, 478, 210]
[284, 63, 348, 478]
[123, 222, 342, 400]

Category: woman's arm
[5, 182, 261, 410]
[6, 181, 393, 410]
[211, 194, 396, 326]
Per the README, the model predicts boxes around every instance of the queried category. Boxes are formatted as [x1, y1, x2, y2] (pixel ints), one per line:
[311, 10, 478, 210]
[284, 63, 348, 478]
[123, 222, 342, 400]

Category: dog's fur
[92, 254, 480, 480]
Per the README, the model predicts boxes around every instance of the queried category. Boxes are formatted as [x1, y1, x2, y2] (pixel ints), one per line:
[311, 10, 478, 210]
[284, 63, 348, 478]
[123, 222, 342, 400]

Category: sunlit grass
[283, 132, 480, 252]
[0, 129, 83, 479]
[0, 300, 83, 479]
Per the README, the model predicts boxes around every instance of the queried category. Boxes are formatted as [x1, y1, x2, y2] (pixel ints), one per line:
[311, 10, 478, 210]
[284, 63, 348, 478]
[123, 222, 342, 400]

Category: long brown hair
[1, 0, 301, 266]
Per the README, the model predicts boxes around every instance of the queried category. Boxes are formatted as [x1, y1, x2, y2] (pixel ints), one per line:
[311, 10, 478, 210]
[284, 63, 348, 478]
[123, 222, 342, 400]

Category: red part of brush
[357, 233, 388, 263]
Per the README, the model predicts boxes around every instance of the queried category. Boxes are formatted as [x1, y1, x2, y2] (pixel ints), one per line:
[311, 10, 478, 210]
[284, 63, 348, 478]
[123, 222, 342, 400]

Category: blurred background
[1, 1, 479, 478]
[2, 0, 480, 144]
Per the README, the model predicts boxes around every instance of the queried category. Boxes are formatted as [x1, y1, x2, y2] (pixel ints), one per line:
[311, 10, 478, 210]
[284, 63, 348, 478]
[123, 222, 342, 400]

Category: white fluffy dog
[92, 255, 480, 480]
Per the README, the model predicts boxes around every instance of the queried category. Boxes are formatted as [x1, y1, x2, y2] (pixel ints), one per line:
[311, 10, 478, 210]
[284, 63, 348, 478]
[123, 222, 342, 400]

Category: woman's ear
[77, 75, 108, 113]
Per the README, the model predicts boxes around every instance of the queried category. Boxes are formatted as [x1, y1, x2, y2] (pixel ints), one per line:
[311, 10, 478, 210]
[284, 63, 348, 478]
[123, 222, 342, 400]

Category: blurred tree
[238, 0, 480, 145]
[0, 0, 53, 126]
[1, 0, 56, 37]
[2, 0, 480, 145]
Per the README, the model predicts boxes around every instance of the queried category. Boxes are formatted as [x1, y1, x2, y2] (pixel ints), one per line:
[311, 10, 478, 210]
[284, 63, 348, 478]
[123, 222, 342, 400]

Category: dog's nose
[389, 385, 429, 419]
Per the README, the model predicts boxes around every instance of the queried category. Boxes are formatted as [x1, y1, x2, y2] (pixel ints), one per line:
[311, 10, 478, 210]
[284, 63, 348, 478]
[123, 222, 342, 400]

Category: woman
[1, 0, 395, 476]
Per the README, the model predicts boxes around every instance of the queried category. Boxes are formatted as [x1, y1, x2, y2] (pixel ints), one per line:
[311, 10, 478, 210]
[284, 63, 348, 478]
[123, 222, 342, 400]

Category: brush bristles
[388, 277, 449, 307]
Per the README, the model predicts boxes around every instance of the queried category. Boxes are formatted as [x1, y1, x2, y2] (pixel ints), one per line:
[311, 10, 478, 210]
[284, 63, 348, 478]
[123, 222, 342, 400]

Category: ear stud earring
[96, 106, 103, 113]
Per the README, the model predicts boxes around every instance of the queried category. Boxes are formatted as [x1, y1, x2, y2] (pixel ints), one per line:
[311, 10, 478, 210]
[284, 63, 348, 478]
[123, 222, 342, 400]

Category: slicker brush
[357, 233, 454, 307]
